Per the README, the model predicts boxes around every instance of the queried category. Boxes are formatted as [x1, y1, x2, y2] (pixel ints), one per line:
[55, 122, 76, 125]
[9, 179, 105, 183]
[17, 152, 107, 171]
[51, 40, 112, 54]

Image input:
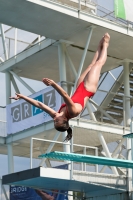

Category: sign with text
[10, 186, 68, 200]
[6, 85, 61, 134]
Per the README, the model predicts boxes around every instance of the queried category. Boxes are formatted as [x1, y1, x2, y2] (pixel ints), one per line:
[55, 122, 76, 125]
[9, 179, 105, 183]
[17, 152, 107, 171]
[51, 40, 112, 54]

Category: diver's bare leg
[76, 37, 104, 88]
[84, 33, 110, 93]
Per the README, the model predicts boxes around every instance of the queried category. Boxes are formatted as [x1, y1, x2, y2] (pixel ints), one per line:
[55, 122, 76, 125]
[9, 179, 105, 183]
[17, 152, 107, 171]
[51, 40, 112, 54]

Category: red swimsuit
[58, 82, 94, 119]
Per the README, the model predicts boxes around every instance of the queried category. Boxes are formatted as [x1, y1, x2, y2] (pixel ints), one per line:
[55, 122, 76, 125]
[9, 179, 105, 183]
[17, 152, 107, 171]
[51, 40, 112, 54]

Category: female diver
[10, 33, 110, 141]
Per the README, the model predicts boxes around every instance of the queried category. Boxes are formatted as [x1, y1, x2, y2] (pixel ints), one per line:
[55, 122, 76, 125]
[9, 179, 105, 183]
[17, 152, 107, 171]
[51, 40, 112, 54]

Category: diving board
[39, 151, 133, 168]
[123, 133, 133, 138]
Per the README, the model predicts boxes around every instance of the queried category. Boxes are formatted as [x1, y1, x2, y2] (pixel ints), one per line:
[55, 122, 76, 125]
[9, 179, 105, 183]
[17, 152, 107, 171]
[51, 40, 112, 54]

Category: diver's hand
[42, 78, 55, 86]
[9, 93, 22, 100]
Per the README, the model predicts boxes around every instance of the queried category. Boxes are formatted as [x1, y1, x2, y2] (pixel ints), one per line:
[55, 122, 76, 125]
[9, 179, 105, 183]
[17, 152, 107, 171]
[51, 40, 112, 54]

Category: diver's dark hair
[55, 120, 69, 132]
[55, 121, 72, 142]
[64, 127, 72, 142]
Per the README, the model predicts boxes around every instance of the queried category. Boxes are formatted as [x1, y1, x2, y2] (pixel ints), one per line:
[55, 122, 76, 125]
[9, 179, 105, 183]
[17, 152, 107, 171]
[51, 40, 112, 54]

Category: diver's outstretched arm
[9, 93, 56, 118]
[43, 78, 73, 105]
[43, 78, 78, 113]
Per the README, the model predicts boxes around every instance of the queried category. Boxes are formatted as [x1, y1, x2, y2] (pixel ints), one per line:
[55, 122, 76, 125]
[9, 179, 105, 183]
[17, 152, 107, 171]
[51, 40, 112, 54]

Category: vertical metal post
[131, 120, 133, 189]
[58, 42, 69, 152]
[123, 62, 132, 193]
[0, 178, 2, 199]
[39, 132, 61, 166]
[78, 0, 81, 18]
[123, 96, 126, 128]
[69, 129, 73, 200]
[81, 148, 84, 171]
[70, 86, 74, 97]
[0, 24, 8, 60]
[83, 147, 86, 171]
[14, 28, 17, 56]
[70, 135, 73, 180]
[5, 72, 11, 105]
[123, 62, 130, 126]
[70, 130, 73, 153]
[8, 38, 10, 58]
[58, 42, 67, 92]
[73, 26, 94, 92]
[101, 113, 103, 122]
[127, 120, 133, 196]
[7, 144, 14, 173]
[95, 148, 98, 173]
[30, 138, 33, 169]
[81, 162, 83, 171]
[6, 71, 13, 174]
[58, 43, 72, 200]
[0, 178, 1, 200]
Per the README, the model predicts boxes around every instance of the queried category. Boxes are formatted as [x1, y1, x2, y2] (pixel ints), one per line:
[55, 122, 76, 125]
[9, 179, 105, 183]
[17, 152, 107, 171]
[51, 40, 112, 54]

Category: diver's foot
[103, 33, 110, 47]
[98, 36, 104, 49]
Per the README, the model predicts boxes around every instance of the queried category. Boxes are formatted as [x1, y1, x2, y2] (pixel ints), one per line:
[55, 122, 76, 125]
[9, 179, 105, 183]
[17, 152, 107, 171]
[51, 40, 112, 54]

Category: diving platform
[2, 167, 126, 197]
[123, 132, 133, 138]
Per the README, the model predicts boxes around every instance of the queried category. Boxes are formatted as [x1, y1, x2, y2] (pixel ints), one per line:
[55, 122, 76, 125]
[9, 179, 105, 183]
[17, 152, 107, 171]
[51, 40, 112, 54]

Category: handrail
[30, 137, 98, 174]
[44, 0, 133, 27]
[31, 137, 98, 149]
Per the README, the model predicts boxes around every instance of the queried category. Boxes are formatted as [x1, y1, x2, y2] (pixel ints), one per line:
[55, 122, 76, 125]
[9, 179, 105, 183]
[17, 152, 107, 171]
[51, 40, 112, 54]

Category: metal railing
[43, 0, 133, 27]
[30, 137, 98, 176]
[0, 24, 43, 62]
